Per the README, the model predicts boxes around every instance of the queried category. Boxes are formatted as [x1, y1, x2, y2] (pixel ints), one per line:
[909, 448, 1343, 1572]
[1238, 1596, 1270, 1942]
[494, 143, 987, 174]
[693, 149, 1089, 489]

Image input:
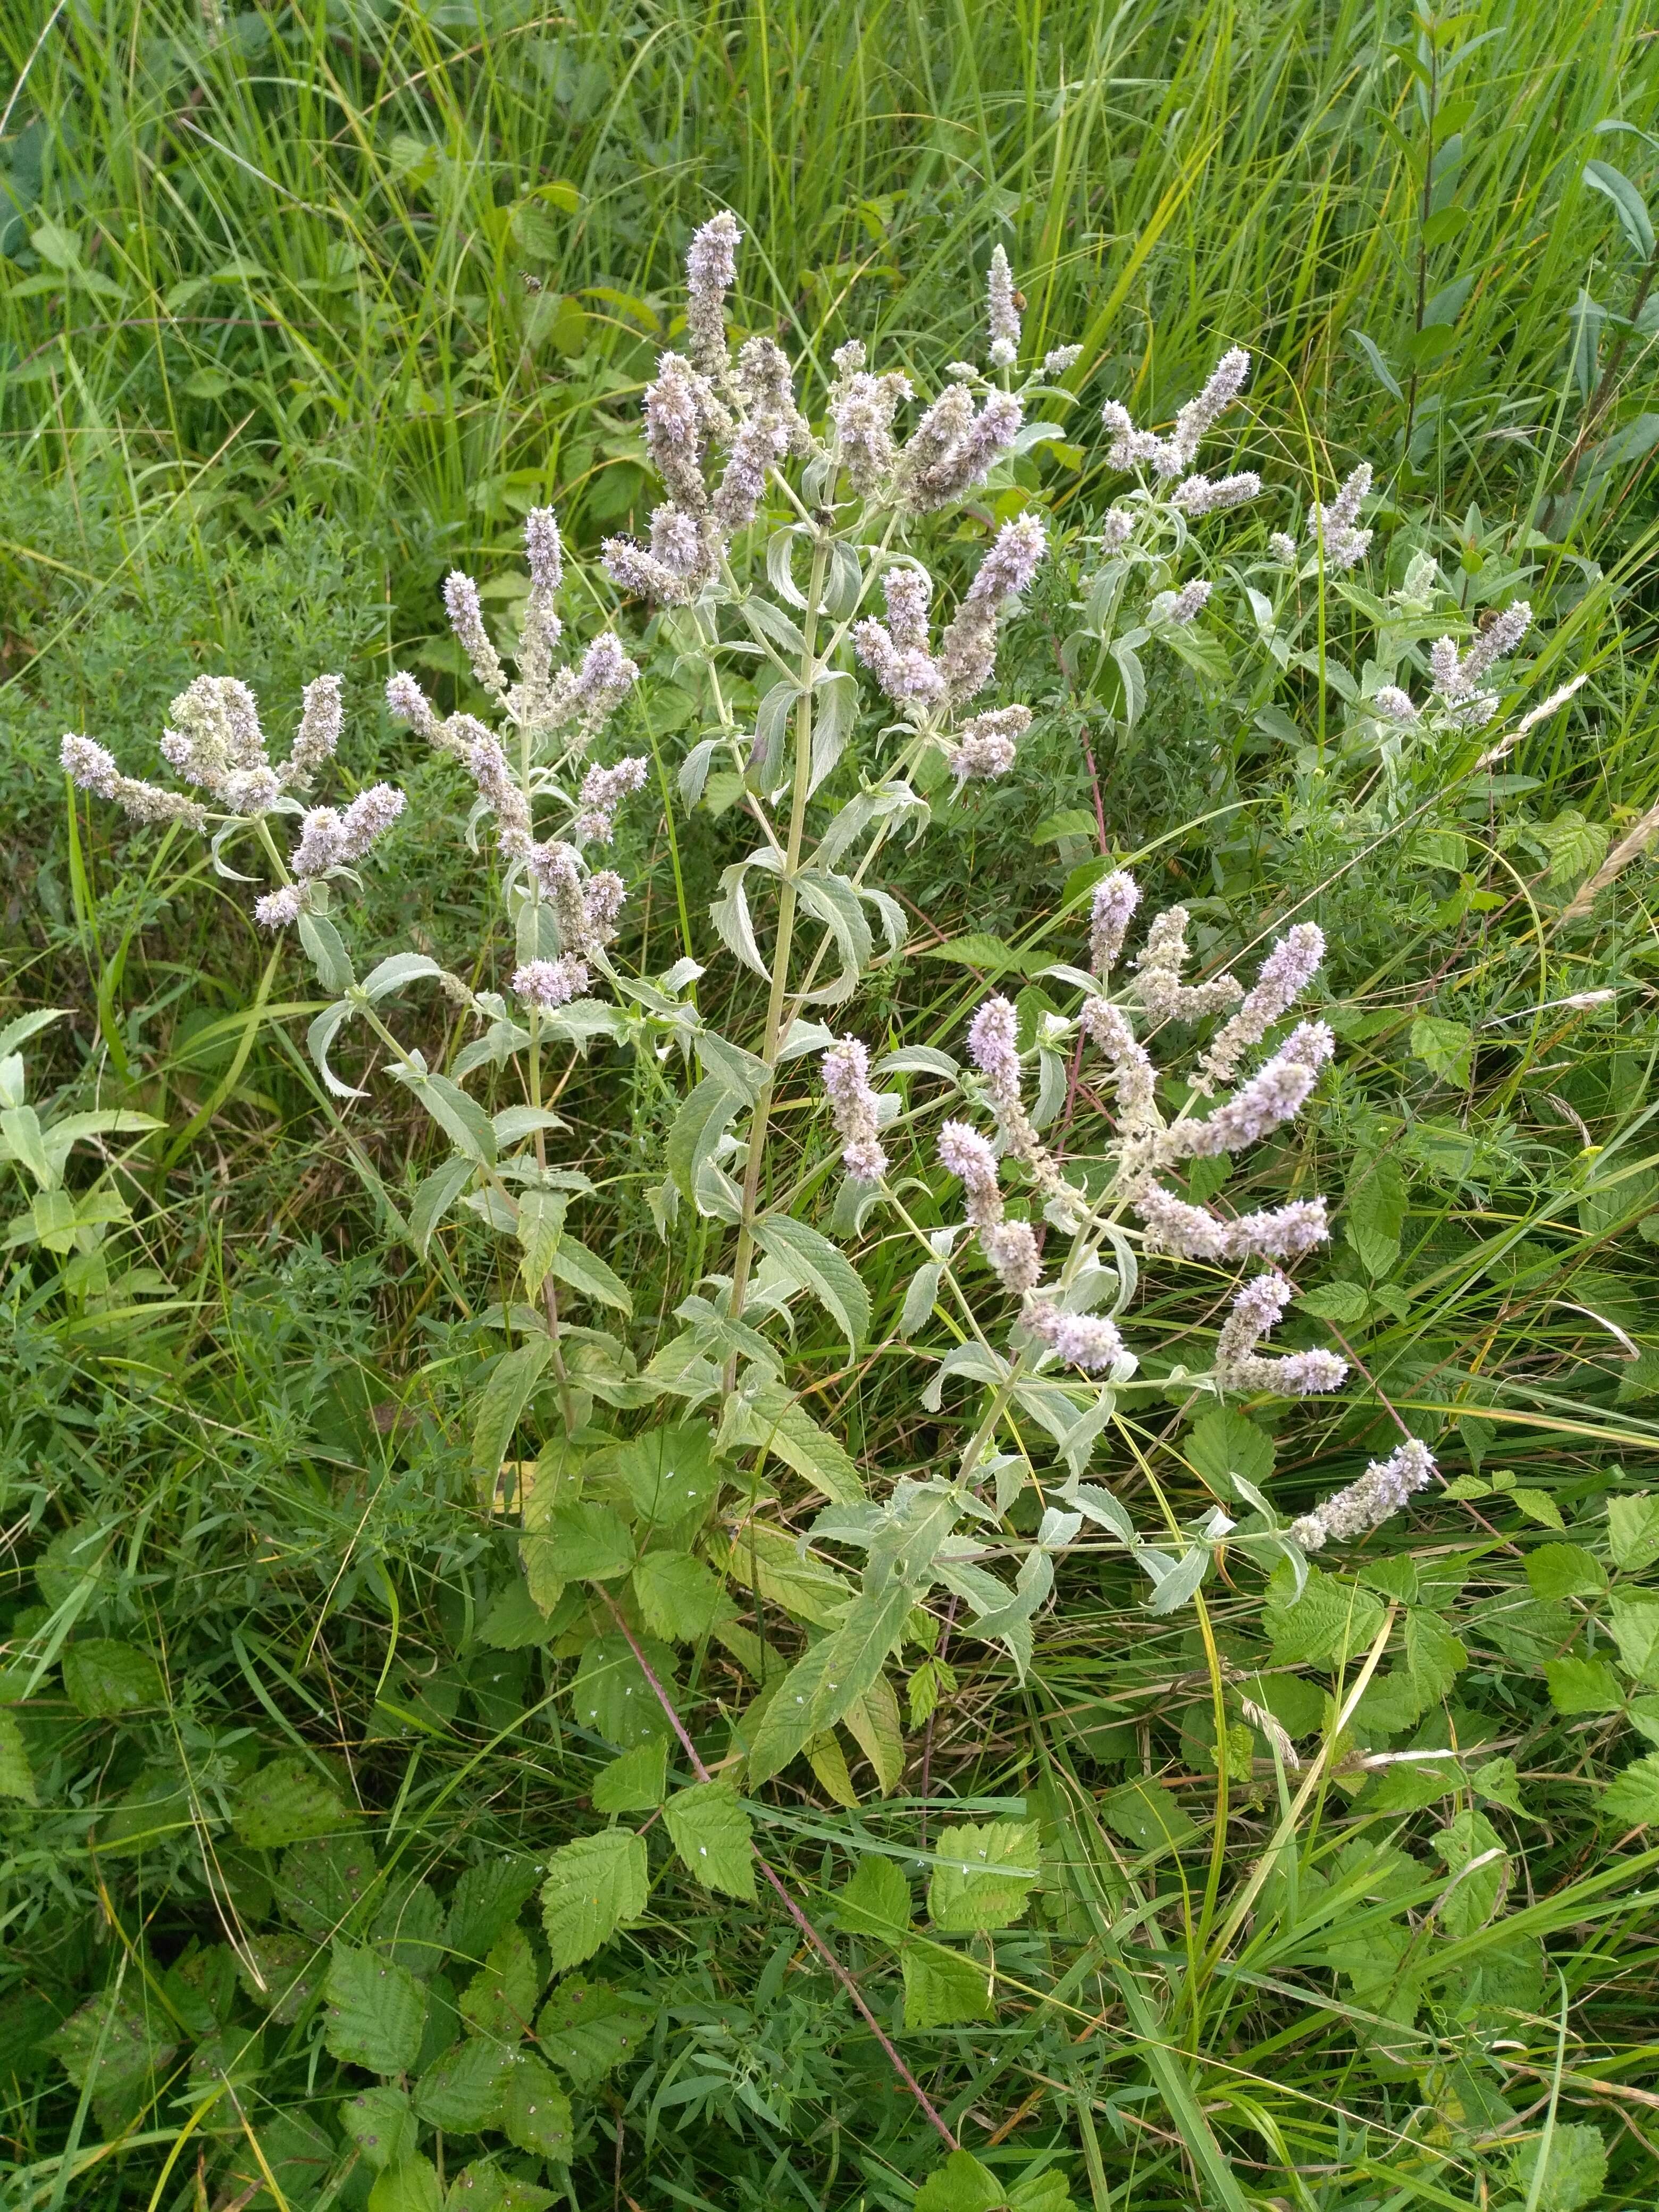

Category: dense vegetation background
[3, 2, 1659, 2208]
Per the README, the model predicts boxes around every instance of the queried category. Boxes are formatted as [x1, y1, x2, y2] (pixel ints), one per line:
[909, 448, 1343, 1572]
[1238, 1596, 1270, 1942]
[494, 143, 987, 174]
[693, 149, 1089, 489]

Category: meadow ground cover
[3, 4, 1659, 2209]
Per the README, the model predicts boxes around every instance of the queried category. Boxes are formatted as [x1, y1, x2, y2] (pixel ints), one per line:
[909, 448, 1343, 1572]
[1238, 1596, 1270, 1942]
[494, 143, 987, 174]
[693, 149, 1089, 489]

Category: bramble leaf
[662, 1781, 756, 1901]
[323, 1943, 427, 2075]
[539, 1829, 649, 1974]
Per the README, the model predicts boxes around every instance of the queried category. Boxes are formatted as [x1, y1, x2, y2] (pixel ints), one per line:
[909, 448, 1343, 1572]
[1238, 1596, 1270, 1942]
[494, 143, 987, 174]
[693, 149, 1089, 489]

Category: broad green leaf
[573, 1633, 678, 1748]
[369, 2158, 444, 2212]
[666, 1077, 742, 1201]
[413, 2034, 512, 2129]
[459, 1924, 539, 2043]
[1404, 1609, 1467, 1703]
[409, 1154, 474, 1258]
[632, 1549, 732, 1642]
[0, 1709, 37, 1806]
[1526, 1542, 1606, 1599]
[1603, 1751, 1659, 1828]
[443, 2165, 558, 2212]
[324, 1943, 427, 2075]
[901, 1943, 990, 2029]
[724, 1517, 856, 1628]
[1185, 1407, 1275, 1489]
[1473, 1755, 1524, 1812]
[917, 933, 1035, 978]
[591, 1739, 667, 1814]
[724, 1381, 866, 1503]
[1434, 1807, 1505, 1937]
[372, 1881, 445, 1978]
[927, 1820, 1040, 1932]
[1345, 1153, 1407, 1278]
[238, 1934, 322, 2024]
[516, 1188, 566, 1297]
[745, 1581, 911, 1784]
[806, 1729, 859, 1806]
[392, 1066, 497, 1165]
[916, 2149, 1074, 2212]
[834, 1855, 913, 1943]
[614, 1423, 722, 1532]
[60, 1639, 163, 1718]
[1296, 1279, 1370, 1323]
[534, 1979, 653, 2089]
[479, 1578, 554, 1649]
[1609, 1594, 1659, 1686]
[1512, 2121, 1608, 2212]
[1099, 1777, 1199, 1855]
[843, 1671, 904, 1795]
[1608, 1493, 1659, 1573]
[1264, 1563, 1386, 1668]
[662, 1781, 756, 1901]
[753, 1214, 869, 1351]
[362, 952, 444, 1002]
[1410, 1013, 1473, 1088]
[343, 2084, 417, 2171]
[547, 1230, 633, 1315]
[444, 1860, 542, 1964]
[471, 1339, 554, 1487]
[298, 911, 355, 993]
[538, 1502, 635, 1582]
[539, 1828, 650, 1974]
[231, 1755, 351, 1849]
[502, 2056, 574, 2158]
[48, 1994, 174, 2094]
[1544, 1656, 1624, 1714]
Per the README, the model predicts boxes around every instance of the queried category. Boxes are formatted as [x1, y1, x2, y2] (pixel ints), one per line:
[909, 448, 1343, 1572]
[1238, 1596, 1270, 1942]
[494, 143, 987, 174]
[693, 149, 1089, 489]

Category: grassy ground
[4, 3, 1659, 2209]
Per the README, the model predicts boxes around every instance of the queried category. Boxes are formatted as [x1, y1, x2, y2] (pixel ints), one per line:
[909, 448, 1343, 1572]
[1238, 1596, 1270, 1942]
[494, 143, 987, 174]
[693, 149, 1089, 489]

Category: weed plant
[3, 5, 1659, 2211]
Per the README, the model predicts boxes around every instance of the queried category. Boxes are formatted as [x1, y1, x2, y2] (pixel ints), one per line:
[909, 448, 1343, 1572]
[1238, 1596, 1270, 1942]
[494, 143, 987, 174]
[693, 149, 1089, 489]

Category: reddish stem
[600, 1594, 958, 2152]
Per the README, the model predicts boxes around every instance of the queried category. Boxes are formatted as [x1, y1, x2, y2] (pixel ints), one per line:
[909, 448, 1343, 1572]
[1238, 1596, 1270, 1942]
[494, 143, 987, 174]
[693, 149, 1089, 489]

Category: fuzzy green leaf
[834, 1855, 913, 1944]
[573, 1632, 677, 1749]
[369, 2158, 444, 2212]
[323, 1943, 427, 2076]
[1544, 1656, 1624, 1715]
[1608, 1493, 1659, 1573]
[901, 1943, 991, 2029]
[459, 1924, 539, 2044]
[343, 2084, 417, 2171]
[413, 2034, 512, 2129]
[753, 1214, 869, 1351]
[591, 1740, 667, 1815]
[662, 1781, 756, 1900]
[534, 1979, 653, 2089]
[539, 1828, 650, 1974]
[927, 1820, 1040, 1932]
[231, 1755, 351, 1850]
[502, 2056, 574, 2158]
[61, 1639, 164, 1717]
[632, 1549, 732, 1642]
[471, 1338, 554, 1488]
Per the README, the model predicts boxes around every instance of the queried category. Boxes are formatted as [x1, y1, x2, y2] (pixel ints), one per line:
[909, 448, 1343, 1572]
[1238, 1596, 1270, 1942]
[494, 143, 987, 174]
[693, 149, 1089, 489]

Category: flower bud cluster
[1289, 1438, 1436, 1551]
[821, 1037, 889, 1183]
[986, 245, 1021, 369]
[1101, 347, 1251, 479]
[1304, 462, 1373, 571]
[1214, 1270, 1348, 1397]
[573, 756, 650, 844]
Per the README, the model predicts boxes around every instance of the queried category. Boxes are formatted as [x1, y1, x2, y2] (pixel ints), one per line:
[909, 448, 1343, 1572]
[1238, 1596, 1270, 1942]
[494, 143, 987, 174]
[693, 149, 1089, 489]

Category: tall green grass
[4, 4, 1659, 2210]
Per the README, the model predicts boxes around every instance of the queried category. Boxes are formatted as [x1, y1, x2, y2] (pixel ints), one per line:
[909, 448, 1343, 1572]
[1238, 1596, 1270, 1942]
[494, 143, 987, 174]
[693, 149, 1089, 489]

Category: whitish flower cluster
[986, 245, 1021, 370]
[1100, 347, 1252, 480]
[1147, 580, 1212, 627]
[509, 842, 628, 1010]
[255, 783, 406, 929]
[1090, 870, 1141, 979]
[821, 1037, 888, 1183]
[1303, 462, 1373, 572]
[63, 673, 405, 932]
[1374, 601, 1534, 733]
[421, 509, 640, 745]
[853, 516, 1046, 744]
[1213, 1270, 1348, 1397]
[1289, 1437, 1436, 1551]
[574, 756, 650, 844]
[945, 706, 1032, 785]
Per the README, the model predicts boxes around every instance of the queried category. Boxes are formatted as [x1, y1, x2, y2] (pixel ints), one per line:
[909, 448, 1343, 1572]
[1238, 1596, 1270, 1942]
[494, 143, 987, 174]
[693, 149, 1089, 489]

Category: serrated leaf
[1609, 1493, 1659, 1572]
[343, 2084, 417, 2171]
[927, 1820, 1040, 1932]
[534, 1980, 652, 2091]
[516, 1188, 566, 1297]
[574, 1632, 678, 1749]
[237, 1934, 322, 2023]
[667, 1077, 743, 1201]
[472, 1339, 554, 1488]
[662, 1780, 756, 1900]
[502, 2056, 574, 2158]
[745, 1581, 911, 1784]
[723, 1381, 866, 1502]
[479, 1578, 553, 1649]
[592, 1739, 668, 1814]
[806, 1728, 860, 1805]
[1527, 1542, 1606, 1599]
[324, 1943, 427, 2075]
[1608, 1595, 1659, 1686]
[1100, 1776, 1199, 1855]
[1185, 1408, 1275, 1490]
[443, 2164, 558, 2212]
[538, 1502, 635, 1583]
[723, 1519, 856, 1629]
[834, 1855, 912, 1943]
[1404, 1609, 1467, 1703]
[632, 1549, 731, 1642]
[60, 1638, 164, 1717]
[414, 2033, 512, 2129]
[901, 1943, 991, 2029]
[392, 1066, 497, 1165]
[409, 1154, 475, 1258]
[1410, 1013, 1473, 1088]
[459, 1924, 539, 2044]
[231, 1755, 351, 1849]
[1264, 1562, 1386, 1667]
[900, 1261, 943, 1337]
[1545, 1655, 1624, 1714]
[843, 1671, 904, 1795]
[0, 1709, 37, 1806]
[444, 1859, 542, 1964]
[1345, 1154, 1407, 1278]
[370, 2161, 444, 2212]
[547, 1230, 632, 1314]
[298, 911, 356, 993]
[48, 1993, 174, 2094]
[539, 1828, 649, 1974]
[753, 1214, 869, 1351]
